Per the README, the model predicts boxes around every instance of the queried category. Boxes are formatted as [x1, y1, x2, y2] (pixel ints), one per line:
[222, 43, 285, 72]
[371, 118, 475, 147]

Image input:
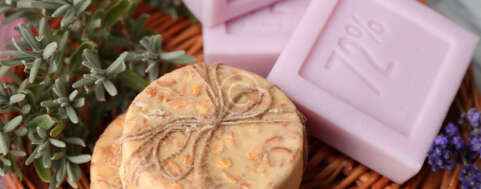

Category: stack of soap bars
[182, 0, 479, 184]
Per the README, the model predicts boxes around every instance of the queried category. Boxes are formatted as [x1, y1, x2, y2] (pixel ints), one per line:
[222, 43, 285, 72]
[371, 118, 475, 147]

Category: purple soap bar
[268, 0, 479, 183]
[204, 0, 310, 76]
[183, 0, 283, 26]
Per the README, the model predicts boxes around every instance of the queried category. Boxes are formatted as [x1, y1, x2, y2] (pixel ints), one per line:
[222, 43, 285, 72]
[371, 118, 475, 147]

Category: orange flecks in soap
[170, 183, 183, 189]
[222, 171, 241, 184]
[212, 142, 224, 154]
[247, 151, 258, 161]
[157, 93, 170, 103]
[165, 160, 183, 176]
[146, 87, 157, 97]
[191, 84, 201, 96]
[195, 100, 210, 115]
[183, 155, 193, 165]
[217, 159, 233, 169]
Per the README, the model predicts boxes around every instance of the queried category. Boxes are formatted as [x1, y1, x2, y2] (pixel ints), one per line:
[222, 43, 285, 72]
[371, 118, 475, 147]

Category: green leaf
[104, 0, 131, 27]
[10, 150, 26, 157]
[58, 31, 70, 53]
[29, 58, 42, 83]
[11, 38, 27, 53]
[3, 115, 23, 133]
[0, 50, 34, 59]
[49, 123, 65, 137]
[52, 4, 71, 17]
[103, 80, 117, 96]
[9, 93, 26, 104]
[34, 159, 51, 183]
[94, 83, 106, 101]
[28, 131, 43, 144]
[17, 25, 40, 50]
[0, 60, 24, 66]
[38, 18, 48, 40]
[37, 127, 47, 139]
[70, 41, 96, 66]
[65, 137, 85, 147]
[48, 138, 66, 148]
[56, 160, 66, 185]
[28, 115, 56, 130]
[61, 9, 76, 28]
[50, 152, 65, 160]
[66, 162, 80, 188]
[42, 153, 51, 168]
[67, 154, 91, 164]
[72, 76, 96, 88]
[17, 0, 60, 9]
[147, 62, 159, 80]
[21, 104, 32, 114]
[73, 97, 85, 108]
[106, 52, 127, 75]
[118, 69, 149, 91]
[160, 51, 185, 60]
[82, 49, 101, 70]
[25, 146, 39, 165]
[140, 35, 162, 51]
[38, 142, 49, 153]
[44, 0, 68, 4]
[74, 0, 91, 14]
[1, 157, 11, 167]
[66, 106, 79, 124]
[15, 127, 28, 137]
[43, 42, 58, 59]
[0, 133, 9, 155]
[53, 78, 67, 97]
[68, 90, 79, 101]
[40, 100, 58, 108]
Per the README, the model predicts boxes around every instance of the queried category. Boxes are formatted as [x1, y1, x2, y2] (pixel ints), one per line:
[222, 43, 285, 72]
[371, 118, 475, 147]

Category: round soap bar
[120, 64, 305, 189]
[91, 115, 124, 189]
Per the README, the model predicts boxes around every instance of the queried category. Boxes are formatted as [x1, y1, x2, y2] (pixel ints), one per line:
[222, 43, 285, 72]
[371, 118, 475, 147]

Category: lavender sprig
[428, 108, 481, 189]
[460, 164, 481, 189]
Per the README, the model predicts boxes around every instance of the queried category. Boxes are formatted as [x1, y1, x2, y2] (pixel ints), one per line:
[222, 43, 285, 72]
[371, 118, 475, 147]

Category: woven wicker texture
[2, 4, 475, 189]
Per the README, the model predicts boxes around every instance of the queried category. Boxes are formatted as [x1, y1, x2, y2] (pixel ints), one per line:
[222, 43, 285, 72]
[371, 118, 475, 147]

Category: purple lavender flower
[459, 164, 481, 189]
[428, 123, 467, 171]
[466, 108, 481, 128]
[470, 134, 481, 157]
[428, 134, 456, 171]
[446, 123, 461, 136]
[453, 135, 465, 150]
[446, 123, 465, 150]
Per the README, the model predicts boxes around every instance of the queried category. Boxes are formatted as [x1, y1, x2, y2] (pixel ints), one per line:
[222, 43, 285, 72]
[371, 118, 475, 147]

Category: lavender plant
[0, 0, 195, 188]
[428, 108, 481, 189]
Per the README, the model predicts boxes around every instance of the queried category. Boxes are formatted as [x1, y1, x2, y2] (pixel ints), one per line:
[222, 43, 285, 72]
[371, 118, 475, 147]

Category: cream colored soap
[91, 115, 124, 189]
[120, 64, 305, 189]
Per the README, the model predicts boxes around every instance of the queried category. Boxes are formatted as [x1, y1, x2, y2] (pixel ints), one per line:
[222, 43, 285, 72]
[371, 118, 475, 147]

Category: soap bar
[121, 64, 305, 188]
[268, 0, 479, 183]
[183, 0, 283, 26]
[91, 115, 124, 189]
[203, 0, 310, 76]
